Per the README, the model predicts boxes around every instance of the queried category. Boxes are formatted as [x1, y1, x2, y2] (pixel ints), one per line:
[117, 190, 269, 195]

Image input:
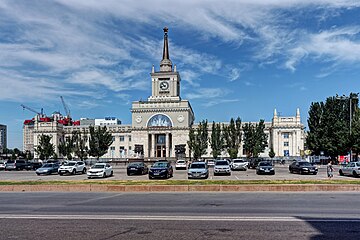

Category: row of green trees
[306, 93, 360, 161]
[188, 117, 268, 160]
[35, 126, 113, 160]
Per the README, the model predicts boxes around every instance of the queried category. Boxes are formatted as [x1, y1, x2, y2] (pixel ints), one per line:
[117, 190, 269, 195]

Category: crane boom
[60, 96, 71, 118]
[21, 104, 43, 115]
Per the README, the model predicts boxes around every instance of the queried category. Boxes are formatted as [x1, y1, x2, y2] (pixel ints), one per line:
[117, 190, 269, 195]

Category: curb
[0, 184, 359, 192]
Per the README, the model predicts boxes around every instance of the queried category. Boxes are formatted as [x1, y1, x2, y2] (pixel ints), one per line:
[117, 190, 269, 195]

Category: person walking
[327, 161, 334, 179]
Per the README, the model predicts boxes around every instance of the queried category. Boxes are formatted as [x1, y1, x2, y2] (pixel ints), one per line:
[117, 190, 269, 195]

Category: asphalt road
[0, 164, 355, 181]
[0, 192, 359, 239]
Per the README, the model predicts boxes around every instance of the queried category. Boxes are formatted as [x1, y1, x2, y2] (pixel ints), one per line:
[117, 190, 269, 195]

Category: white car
[58, 161, 86, 175]
[175, 159, 187, 170]
[339, 162, 360, 177]
[214, 160, 231, 175]
[230, 159, 248, 171]
[87, 163, 113, 178]
[206, 159, 215, 167]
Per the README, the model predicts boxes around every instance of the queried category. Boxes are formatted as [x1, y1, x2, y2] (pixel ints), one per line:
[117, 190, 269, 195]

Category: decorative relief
[147, 114, 172, 127]
[135, 115, 142, 123]
[177, 115, 184, 123]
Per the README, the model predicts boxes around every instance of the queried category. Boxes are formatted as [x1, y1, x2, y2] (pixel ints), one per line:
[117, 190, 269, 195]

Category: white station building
[24, 28, 305, 160]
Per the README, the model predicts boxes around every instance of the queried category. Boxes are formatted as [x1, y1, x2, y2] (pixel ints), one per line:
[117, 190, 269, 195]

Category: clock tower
[131, 27, 194, 159]
[148, 27, 181, 102]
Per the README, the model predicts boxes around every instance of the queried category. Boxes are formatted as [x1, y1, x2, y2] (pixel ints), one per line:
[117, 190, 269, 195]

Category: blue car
[149, 161, 173, 179]
[35, 163, 60, 175]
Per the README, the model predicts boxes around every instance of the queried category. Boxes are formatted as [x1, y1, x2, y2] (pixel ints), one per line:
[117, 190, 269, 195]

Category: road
[0, 192, 359, 239]
[0, 164, 354, 181]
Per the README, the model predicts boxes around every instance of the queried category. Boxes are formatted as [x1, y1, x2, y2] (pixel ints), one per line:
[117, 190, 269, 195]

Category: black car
[249, 158, 263, 169]
[127, 162, 148, 176]
[256, 161, 275, 175]
[289, 161, 318, 175]
[149, 161, 173, 179]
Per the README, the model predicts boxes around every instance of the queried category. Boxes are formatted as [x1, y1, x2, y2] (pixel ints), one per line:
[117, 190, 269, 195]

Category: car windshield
[259, 162, 272, 166]
[129, 163, 141, 167]
[215, 161, 228, 166]
[233, 160, 244, 163]
[42, 164, 53, 168]
[190, 163, 205, 169]
[153, 162, 168, 168]
[6, 160, 15, 164]
[298, 162, 312, 166]
[177, 160, 185, 164]
[92, 164, 105, 169]
[64, 162, 76, 166]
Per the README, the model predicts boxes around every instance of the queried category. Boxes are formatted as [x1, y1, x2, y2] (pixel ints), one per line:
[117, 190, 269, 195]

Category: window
[112, 136, 115, 142]
[284, 142, 289, 147]
[110, 146, 115, 151]
[284, 150, 289, 156]
[119, 136, 125, 142]
[283, 133, 289, 138]
[129, 146, 132, 150]
[129, 136, 132, 142]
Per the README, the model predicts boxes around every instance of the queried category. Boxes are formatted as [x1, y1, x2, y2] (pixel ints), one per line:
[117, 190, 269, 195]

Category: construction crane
[60, 96, 71, 119]
[20, 104, 44, 116]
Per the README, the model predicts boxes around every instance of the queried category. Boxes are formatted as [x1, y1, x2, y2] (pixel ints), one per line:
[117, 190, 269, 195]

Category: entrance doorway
[155, 134, 166, 158]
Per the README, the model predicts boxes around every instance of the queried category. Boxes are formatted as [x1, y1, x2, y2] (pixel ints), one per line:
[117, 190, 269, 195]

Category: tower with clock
[131, 27, 195, 159]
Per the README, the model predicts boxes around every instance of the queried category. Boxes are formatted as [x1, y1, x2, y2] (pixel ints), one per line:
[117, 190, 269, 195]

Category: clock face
[159, 81, 169, 91]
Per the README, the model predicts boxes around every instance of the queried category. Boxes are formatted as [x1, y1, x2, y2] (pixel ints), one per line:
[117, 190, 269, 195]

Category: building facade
[0, 124, 7, 153]
[24, 28, 305, 160]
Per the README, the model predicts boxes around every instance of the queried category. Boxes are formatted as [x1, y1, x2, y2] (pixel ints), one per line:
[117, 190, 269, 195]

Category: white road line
[235, 175, 239, 180]
[0, 215, 359, 222]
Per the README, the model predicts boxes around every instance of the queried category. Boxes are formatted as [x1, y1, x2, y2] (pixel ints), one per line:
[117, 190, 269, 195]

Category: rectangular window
[129, 136, 132, 142]
[110, 146, 115, 151]
[284, 150, 289, 156]
[283, 133, 289, 139]
[129, 146, 132, 150]
[284, 142, 289, 147]
[112, 136, 115, 142]
[119, 136, 125, 142]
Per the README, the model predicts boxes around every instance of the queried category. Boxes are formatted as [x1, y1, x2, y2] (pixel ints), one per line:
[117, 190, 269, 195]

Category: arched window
[147, 114, 172, 127]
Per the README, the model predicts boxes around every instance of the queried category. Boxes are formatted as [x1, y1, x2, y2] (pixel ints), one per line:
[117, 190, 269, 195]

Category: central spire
[160, 27, 173, 72]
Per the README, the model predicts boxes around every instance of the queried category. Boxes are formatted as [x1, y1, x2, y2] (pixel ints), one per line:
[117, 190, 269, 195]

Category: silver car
[230, 159, 248, 171]
[188, 162, 209, 179]
[214, 160, 231, 175]
[339, 162, 360, 177]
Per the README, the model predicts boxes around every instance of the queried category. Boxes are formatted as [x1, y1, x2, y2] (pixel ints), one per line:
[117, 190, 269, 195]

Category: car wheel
[353, 171, 358, 177]
[36, 173, 40, 176]
[59, 173, 63, 176]
[110, 171, 113, 177]
[82, 168, 86, 174]
[300, 170, 304, 175]
[148, 175, 153, 179]
[339, 170, 344, 176]
[289, 169, 293, 173]
[88, 177, 92, 179]
[103, 172, 106, 178]
[72, 169, 76, 175]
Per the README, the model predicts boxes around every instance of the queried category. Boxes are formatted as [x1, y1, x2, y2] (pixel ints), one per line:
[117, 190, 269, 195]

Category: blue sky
[1, 0, 360, 149]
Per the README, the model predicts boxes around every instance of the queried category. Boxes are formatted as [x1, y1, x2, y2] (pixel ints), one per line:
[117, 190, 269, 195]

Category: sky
[1, 0, 360, 149]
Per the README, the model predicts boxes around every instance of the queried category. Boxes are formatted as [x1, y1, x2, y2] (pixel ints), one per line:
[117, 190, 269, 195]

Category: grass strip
[0, 179, 359, 185]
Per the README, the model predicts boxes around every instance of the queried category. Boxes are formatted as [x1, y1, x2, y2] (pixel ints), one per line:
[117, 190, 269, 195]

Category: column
[151, 134, 155, 158]
[166, 133, 170, 158]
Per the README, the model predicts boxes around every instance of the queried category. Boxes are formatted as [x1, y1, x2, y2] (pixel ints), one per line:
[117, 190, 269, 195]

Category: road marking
[0, 214, 359, 222]
[235, 175, 239, 180]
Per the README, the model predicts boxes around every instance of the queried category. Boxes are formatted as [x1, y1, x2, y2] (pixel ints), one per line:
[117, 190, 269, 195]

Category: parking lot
[0, 164, 356, 181]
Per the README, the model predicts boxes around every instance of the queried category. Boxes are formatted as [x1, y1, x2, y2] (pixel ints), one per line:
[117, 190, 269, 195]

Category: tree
[187, 120, 208, 160]
[58, 136, 74, 160]
[222, 117, 242, 159]
[210, 121, 224, 159]
[88, 126, 113, 160]
[72, 130, 89, 161]
[35, 134, 55, 160]
[306, 95, 356, 161]
[242, 120, 268, 158]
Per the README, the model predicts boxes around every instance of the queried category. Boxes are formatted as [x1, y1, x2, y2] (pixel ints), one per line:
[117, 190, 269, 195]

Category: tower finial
[160, 26, 172, 72]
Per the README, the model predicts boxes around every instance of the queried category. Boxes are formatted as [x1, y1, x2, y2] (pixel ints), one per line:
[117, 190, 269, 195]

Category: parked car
[0, 160, 6, 170]
[58, 161, 86, 175]
[256, 161, 275, 175]
[289, 161, 318, 175]
[230, 159, 248, 171]
[5, 160, 28, 171]
[175, 159, 187, 170]
[214, 160, 231, 176]
[205, 159, 215, 167]
[339, 162, 360, 177]
[127, 162, 148, 175]
[148, 161, 173, 179]
[87, 163, 113, 179]
[188, 161, 209, 179]
[30, 162, 43, 170]
[36, 163, 60, 175]
[249, 158, 263, 169]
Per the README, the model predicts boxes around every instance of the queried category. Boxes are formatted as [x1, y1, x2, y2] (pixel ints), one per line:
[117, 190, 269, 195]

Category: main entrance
[148, 133, 172, 158]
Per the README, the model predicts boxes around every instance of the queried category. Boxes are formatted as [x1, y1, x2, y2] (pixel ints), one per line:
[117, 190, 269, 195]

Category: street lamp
[337, 94, 359, 162]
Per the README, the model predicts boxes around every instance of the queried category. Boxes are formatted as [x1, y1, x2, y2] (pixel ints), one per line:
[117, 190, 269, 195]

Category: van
[5, 160, 27, 171]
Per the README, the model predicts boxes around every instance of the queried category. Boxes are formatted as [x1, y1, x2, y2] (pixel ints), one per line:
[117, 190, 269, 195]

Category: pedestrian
[327, 161, 334, 179]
